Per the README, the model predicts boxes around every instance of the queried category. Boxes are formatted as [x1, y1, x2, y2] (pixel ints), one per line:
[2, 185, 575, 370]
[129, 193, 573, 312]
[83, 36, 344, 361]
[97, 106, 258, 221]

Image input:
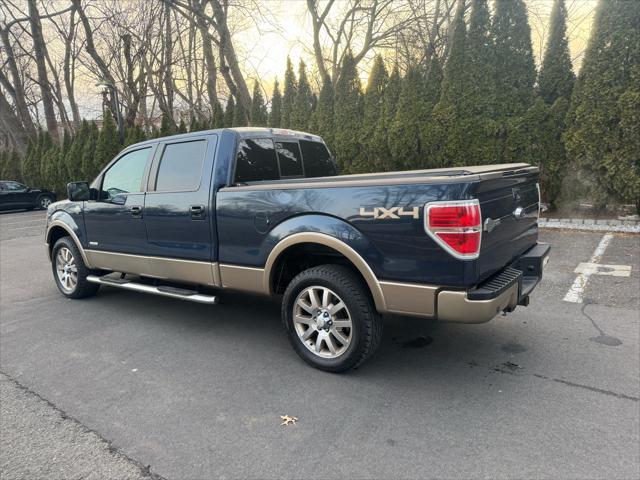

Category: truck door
[143, 135, 217, 271]
[83, 145, 154, 256]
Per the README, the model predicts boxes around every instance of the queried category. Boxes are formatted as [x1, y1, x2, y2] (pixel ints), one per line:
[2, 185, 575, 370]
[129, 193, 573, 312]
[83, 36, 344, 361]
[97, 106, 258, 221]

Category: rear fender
[262, 214, 386, 311]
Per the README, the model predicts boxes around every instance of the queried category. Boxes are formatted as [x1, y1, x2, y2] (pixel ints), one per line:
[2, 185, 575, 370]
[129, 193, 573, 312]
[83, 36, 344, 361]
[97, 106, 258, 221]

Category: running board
[87, 275, 219, 304]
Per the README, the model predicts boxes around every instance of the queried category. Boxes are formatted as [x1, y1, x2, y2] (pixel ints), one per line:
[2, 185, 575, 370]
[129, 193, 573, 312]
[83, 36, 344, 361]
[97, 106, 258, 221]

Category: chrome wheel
[40, 196, 52, 209]
[55, 247, 78, 293]
[293, 286, 353, 359]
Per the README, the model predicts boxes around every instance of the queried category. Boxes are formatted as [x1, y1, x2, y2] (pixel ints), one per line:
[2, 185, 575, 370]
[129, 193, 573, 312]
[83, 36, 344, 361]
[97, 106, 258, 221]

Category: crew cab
[45, 128, 549, 371]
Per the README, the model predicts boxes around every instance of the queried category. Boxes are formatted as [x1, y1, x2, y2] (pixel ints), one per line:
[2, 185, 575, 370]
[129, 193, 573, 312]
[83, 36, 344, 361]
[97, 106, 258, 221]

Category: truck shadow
[94, 286, 530, 390]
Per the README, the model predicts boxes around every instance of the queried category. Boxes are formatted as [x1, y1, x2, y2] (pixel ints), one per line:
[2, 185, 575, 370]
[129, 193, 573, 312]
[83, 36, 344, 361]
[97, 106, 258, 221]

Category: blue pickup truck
[45, 127, 549, 371]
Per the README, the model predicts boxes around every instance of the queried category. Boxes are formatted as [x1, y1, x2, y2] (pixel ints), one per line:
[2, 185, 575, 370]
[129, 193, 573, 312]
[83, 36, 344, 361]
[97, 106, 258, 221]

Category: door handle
[130, 205, 143, 218]
[190, 205, 205, 220]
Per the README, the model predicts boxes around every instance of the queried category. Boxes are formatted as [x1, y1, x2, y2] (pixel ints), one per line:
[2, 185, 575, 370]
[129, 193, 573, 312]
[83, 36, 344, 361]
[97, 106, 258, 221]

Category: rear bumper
[436, 242, 550, 323]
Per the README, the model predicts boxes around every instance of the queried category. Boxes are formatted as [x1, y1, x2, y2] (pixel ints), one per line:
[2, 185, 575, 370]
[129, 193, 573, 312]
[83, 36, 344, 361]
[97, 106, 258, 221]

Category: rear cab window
[154, 140, 207, 192]
[300, 140, 335, 178]
[234, 138, 279, 183]
[275, 141, 304, 178]
[233, 134, 336, 184]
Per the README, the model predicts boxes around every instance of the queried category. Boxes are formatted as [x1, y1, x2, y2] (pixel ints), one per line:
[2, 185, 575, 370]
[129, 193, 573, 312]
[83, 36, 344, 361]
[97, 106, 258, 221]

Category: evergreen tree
[372, 65, 401, 171]
[332, 52, 362, 173]
[467, 0, 494, 116]
[355, 55, 388, 172]
[224, 97, 235, 127]
[65, 120, 87, 180]
[520, 0, 575, 207]
[312, 77, 335, 147]
[0, 150, 6, 179]
[160, 112, 176, 136]
[491, 0, 536, 117]
[177, 119, 187, 133]
[233, 99, 247, 127]
[280, 57, 297, 128]
[269, 79, 282, 128]
[81, 122, 99, 180]
[389, 66, 428, 170]
[125, 124, 147, 146]
[564, 0, 640, 210]
[291, 60, 314, 131]
[538, 0, 574, 104]
[250, 80, 268, 126]
[1, 149, 22, 181]
[95, 111, 121, 173]
[211, 100, 225, 129]
[22, 135, 35, 185]
[41, 143, 61, 192]
[439, 1, 468, 113]
[23, 130, 51, 186]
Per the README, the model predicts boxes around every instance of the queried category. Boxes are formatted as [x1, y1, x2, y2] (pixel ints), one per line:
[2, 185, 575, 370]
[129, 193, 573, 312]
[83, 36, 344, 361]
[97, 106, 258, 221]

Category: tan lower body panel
[379, 281, 437, 317]
[437, 283, 519, 323]
[218, 264, 266, 294]
[84, 250, 219, 286]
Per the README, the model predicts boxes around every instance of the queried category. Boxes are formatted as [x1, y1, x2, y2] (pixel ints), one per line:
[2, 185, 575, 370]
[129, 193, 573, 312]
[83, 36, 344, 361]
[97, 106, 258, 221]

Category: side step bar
[87, 275, 219, 305]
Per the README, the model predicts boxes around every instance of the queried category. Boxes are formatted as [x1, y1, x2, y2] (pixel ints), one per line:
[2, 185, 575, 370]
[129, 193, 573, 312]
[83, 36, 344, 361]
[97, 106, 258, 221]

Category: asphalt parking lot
[1, 209, 639, 479]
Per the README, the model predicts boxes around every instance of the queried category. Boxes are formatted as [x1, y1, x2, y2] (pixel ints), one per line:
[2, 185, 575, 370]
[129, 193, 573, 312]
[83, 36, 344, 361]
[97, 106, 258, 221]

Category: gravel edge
[0, 372, 167, 480]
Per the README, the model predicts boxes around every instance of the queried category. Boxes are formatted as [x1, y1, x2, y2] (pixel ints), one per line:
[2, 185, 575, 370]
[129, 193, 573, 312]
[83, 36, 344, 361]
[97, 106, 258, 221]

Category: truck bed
[217, 162, 540, 289]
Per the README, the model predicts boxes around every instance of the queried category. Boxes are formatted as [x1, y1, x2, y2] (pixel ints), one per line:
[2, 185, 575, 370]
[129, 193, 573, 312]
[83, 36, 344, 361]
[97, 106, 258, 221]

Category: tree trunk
[28, 0, 59, 142]
[0, 29, 36, 136]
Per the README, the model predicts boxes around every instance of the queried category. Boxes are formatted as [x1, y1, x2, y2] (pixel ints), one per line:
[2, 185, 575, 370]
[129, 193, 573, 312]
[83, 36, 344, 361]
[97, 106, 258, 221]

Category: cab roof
[128, 127, 324, 150]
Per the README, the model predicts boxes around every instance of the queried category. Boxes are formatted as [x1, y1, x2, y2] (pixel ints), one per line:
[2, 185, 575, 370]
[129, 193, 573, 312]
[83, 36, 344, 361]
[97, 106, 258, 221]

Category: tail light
[424, 200, 482, 259]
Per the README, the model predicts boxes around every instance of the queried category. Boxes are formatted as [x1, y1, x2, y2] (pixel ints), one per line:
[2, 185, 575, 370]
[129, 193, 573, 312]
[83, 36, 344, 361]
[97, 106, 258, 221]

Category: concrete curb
[539, 218, 640, 233]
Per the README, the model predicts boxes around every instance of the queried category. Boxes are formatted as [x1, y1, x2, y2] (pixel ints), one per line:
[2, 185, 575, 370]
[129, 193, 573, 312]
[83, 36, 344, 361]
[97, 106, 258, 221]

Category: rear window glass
[234, 138, 279, 183]
[155, 140, 206, 191]
[276, 141, 304, 177]
[300, 140, 335, 178]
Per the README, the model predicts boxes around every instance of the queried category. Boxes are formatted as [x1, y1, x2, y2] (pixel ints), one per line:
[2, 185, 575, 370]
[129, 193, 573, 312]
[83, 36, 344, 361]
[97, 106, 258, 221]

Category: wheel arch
[264, 232, 387, 312]
[46, 220, 91, 267]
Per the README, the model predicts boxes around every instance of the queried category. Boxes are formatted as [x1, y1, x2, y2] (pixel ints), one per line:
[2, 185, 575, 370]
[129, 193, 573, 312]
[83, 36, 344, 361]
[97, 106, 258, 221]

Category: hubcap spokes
[41, 198, 51, 208]
[55, 247, 77, 292]
[294, 286, 352, 359]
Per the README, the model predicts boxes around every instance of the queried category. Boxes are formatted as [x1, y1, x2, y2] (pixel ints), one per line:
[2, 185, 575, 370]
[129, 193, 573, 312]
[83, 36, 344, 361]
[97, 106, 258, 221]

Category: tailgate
[475, 167, 540, 283]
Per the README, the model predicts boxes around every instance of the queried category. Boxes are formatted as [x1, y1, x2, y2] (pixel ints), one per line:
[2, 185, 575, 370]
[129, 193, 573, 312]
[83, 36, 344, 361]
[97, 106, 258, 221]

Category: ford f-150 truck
[45, 127, 549, 372]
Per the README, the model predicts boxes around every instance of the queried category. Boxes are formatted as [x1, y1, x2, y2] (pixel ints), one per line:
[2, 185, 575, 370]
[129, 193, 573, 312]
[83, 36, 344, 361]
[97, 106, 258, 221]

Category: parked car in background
[0, 181, 57, 211]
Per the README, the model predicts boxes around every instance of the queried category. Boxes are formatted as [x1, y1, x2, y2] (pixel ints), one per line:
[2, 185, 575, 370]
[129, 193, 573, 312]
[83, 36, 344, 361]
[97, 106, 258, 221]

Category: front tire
[282, 264, 383, 372]
[51, 237, 100, 299]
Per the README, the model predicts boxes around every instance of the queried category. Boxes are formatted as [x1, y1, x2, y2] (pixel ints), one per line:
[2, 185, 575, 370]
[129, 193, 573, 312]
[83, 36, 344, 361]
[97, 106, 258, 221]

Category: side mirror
[67, 181, 91, 201]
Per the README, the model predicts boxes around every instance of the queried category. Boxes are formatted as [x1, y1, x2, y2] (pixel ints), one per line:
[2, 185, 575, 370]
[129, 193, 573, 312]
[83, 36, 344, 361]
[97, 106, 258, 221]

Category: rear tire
[281, 264, 383, 372]
[51, 237, 100, 299]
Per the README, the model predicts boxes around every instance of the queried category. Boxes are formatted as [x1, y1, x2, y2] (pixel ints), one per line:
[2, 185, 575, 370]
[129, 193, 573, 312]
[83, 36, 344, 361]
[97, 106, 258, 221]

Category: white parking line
[563, 233, 614, 303]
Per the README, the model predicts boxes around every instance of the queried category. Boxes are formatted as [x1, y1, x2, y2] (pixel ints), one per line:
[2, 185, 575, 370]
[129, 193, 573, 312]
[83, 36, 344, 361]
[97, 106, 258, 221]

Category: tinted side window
[276, 141, 304, 177]
[5, 181, 26, 191]
[155, 140, 206, 191]
[300, 140, 335, 178]
[102, 148, 150, 199]
[234, 138, 279, 183]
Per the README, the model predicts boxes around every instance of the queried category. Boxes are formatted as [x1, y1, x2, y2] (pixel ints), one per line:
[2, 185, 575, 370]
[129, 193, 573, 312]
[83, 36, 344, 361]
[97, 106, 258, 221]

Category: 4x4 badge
[359, 206, 419, 220]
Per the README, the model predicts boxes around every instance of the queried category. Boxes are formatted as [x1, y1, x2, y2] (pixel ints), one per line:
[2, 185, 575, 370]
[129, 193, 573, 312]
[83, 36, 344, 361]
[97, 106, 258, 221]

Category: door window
[155, 140, 207, 192]
[234, 138, 279, 183]
[101, 148, 150, 200]
[276, 141, 304, 177]
[4, 181, 27, 191]
[299, 140, 336, 178]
